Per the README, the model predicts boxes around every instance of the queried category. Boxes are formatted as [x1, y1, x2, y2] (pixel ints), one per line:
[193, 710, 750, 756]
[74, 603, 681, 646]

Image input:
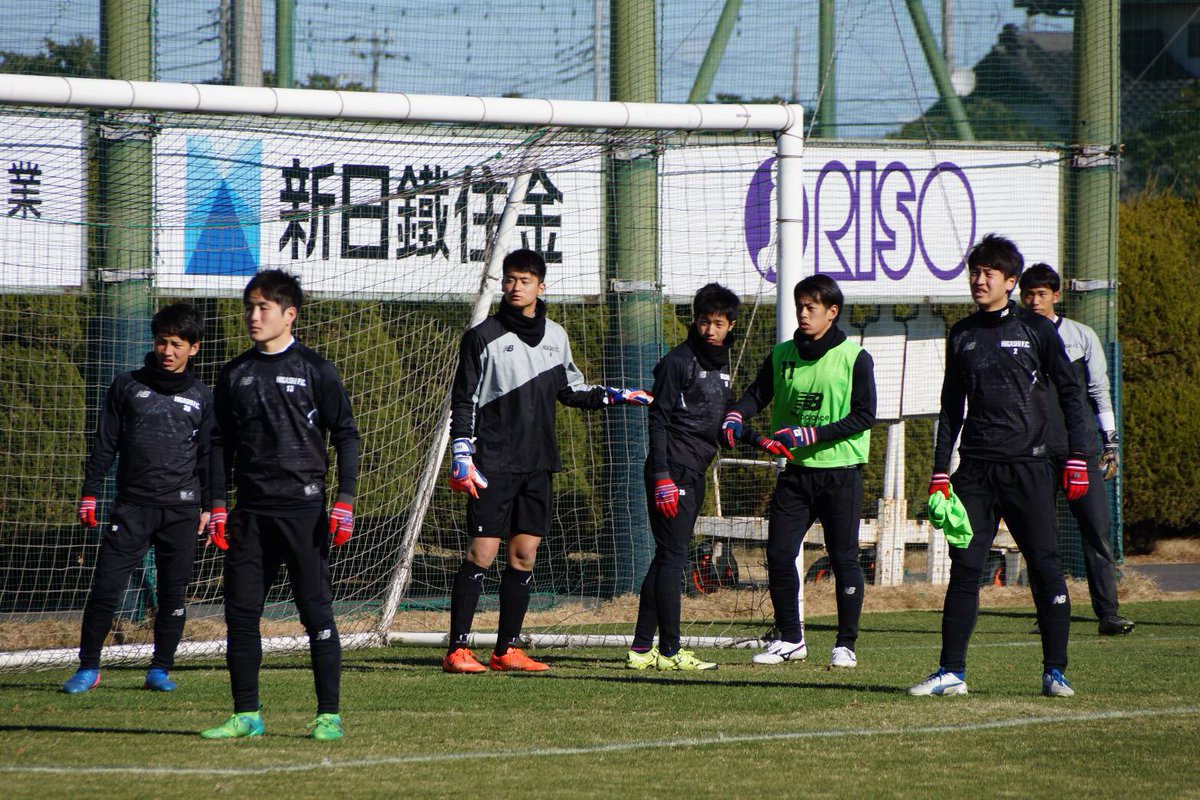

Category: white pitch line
[3, 705, 1198, 777]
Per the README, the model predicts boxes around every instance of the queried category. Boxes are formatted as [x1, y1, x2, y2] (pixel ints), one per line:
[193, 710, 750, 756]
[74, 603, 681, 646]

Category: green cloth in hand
[928, 487, 973, 549]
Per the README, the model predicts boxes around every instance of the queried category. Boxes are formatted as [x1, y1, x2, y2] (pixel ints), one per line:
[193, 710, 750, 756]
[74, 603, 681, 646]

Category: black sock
[495, 567, 533, 656]
[449, 560, 486, 652]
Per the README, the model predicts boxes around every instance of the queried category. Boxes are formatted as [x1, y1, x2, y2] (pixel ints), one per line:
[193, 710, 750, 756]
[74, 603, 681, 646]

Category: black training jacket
[934, 302, 1096, 471]
[211, 341, 359, 516]
[82, 358, 213, 508]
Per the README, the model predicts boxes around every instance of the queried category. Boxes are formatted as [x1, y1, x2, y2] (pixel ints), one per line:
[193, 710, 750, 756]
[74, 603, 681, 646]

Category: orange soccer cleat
[489, 647, 550, 672]
[442, 647, 488, 674]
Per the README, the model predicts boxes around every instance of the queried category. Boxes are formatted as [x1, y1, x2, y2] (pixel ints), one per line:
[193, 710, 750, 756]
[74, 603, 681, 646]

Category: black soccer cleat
[1098, 616, 1135, 636]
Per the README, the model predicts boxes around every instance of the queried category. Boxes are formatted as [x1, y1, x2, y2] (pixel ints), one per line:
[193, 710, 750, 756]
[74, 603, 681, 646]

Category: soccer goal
[0, 75, 806, 670]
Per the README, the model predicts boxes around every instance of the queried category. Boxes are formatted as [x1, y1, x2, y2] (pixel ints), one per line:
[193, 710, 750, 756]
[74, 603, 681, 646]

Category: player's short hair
[244, 269, 304, 312]
[693, 282, 740, 322]
[502, 249, 547, 282]
[1018, 262, 1061, 293]
[794, 274, 843, 311]
[967, 233, 1024, 281]
[152, 302, 204, 344]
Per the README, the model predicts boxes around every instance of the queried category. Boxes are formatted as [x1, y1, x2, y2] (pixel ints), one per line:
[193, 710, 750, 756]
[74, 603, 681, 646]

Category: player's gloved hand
[208, 507, 229, 551]
[604, 387, 653, 406]
[78, 496, 97, 528]
[721, 410, 743, 449]
[773, 426, 818, 449]
[1099, 430, 1120, 481]
[329, 502, 354, 547]
[757, 436, 794, 461]
[1062, 458, 1089, 501]
[654, 478, 679, 518]
[928, 473, 950, 499]
[449, 437, 489, 499]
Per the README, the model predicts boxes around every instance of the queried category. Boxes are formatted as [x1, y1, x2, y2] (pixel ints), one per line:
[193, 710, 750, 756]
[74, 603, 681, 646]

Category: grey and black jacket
[450, 299, 607, 474]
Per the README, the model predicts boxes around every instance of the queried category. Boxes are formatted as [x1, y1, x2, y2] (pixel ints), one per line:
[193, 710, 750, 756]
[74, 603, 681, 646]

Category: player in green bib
[722, 275, 876, 668]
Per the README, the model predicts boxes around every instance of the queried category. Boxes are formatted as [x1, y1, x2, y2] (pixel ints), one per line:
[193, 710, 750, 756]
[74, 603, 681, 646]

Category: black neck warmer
[133, 351, 195, 395]
[976, 300, 1017, 326]
[686, 324, 732, 372]
[792, 322, 847, 361]
[498, 298, 548, 347]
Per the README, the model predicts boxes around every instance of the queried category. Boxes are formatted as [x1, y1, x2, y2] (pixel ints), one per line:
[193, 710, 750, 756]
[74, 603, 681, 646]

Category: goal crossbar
[0, 75, 799, 133]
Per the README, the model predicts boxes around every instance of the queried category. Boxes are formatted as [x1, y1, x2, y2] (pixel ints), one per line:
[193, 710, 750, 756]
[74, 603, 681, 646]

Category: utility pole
[346, 31, 396, 92]
[605, 0, 658, 596]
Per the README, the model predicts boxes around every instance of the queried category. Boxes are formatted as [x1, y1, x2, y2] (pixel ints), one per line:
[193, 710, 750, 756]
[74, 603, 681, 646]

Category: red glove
[654, 478, 679, 518]
[1062, 458, 1089, 501]
[78, 496, 97, 528]
[928, 473, 950, 498]
[449, 438, 489, 499]
[208, 507, 228, 551]
[329, 502, 354, 547]
[721, 410, 743, 449]
[757, 436, 794, 461]
[773, 426, 818, 449]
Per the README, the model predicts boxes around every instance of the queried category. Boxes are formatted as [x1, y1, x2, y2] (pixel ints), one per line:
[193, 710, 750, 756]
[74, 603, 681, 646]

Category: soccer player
[201, 269, 359, 741]
[627, 283, 781, 672]
[1019, 262, 1132, 635]
[443, 249, 651, 674]
[63, 303, 213, 695]
[723, 274, 876, 669]
[909, 234, 1095, 699]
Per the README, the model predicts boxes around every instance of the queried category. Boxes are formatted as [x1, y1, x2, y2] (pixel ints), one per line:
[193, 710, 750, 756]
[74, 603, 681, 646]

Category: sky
[2, 0, 1073, 138]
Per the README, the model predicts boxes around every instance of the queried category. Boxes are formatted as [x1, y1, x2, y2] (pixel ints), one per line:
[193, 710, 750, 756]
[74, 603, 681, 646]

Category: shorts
[466, 470, 553, 538]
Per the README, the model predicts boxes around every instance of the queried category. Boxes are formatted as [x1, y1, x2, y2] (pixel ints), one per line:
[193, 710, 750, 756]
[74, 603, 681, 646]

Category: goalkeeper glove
[78, 496, 97, 528]
[1099, 430, 1120, 481]
[928, 473, 950, 499]
[329, 502, 353, 547]
[773, 426, 818, 449]
[654, 478, 679, 518]
[720, 410, 743, 449]
[757, 436, 794, 461]
[208, 507, 229, 551]
[1062, 458, 1089, 501]
[449, 438, 489, 499]
[604, 387, 653, 406]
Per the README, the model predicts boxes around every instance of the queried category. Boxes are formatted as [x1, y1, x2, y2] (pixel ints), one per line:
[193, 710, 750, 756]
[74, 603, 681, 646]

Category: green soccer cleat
[656, 649, 718, 671]
[626, 648, 660, 670]
[200, 710, 264, 739]
[307, 713, 344, 741]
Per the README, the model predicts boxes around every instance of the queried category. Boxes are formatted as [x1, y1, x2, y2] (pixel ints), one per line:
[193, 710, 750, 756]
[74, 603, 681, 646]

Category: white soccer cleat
[828, 646, 857, 669]
[908, 668, 968, 696]
[751, 639, 808, 665]
[1041, 669, 1075, 697]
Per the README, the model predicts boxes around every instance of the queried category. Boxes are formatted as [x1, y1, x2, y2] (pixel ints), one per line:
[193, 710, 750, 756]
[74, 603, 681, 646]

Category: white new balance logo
[1051, 594, 1067, 605]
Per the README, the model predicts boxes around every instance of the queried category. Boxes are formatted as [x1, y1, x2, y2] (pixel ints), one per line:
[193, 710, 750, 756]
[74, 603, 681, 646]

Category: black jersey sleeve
[732, 352, 776, 422]
[195, 388, 215, 508]
[555, 335, 607, 409]
[317, 358, 360, 503]
[1037, 318, 1097, 458]
[647, 351, 688, 477]
[934, 334, 966, 473]
[210, 365, 235, 508]
[449, 327, 486, 441]
[815, 349, 876, 442]
[81, 376, 124, 498]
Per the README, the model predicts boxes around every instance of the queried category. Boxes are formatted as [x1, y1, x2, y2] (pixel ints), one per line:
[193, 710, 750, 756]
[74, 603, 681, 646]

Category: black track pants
[940, 458, 1069, 673]
[223, 509, 341, 714]
[78, 502, 199, 670]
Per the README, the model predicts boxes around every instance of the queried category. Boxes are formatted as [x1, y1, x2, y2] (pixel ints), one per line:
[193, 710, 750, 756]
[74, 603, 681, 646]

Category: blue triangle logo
[186, 180, 259, 275]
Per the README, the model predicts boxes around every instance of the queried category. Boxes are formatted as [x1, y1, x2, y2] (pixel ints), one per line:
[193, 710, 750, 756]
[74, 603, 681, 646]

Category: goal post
[0, 75, 804, 670]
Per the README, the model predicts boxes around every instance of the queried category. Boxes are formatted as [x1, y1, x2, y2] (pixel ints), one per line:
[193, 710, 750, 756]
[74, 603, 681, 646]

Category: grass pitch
[2, 599, 1198, 799]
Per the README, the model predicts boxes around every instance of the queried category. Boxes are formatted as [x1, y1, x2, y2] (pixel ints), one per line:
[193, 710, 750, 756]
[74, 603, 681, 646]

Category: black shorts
[466, 471, 553, 538]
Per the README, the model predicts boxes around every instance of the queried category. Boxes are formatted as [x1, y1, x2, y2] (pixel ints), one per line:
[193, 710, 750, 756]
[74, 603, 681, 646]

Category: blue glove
[604, 387, 653, 406]
[721, 411, 743, 449]
[449, 438, 489, 499]
[773, 426, 818, 449]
